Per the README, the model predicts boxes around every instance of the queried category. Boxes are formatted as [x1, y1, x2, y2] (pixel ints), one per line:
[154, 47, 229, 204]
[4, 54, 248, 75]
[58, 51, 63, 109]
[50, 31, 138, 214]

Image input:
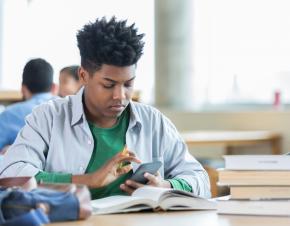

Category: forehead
[59, 72, 76, 81]
[93, 64, 136, 80]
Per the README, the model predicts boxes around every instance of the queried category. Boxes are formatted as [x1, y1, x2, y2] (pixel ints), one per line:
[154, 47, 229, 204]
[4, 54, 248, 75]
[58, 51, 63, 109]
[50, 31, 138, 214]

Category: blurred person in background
[58, 65, 82, 97]
[0, 58, 56, 153]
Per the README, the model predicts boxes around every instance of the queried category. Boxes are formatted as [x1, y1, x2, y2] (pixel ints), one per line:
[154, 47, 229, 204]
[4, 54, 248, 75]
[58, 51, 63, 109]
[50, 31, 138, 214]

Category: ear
[79, 67, 90, 84]
[21, 84, 25, 96]
[21, 84, 32, 100]
[50, 83, 59, 95]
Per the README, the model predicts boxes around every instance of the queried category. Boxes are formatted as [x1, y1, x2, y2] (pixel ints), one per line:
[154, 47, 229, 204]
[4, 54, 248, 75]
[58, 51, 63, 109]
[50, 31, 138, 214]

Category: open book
[91, 186, 217, 214]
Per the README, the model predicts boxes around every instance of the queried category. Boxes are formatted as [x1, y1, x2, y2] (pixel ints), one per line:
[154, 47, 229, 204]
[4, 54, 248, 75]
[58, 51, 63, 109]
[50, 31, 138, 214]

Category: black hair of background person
[76, 16, 145, 73]
[22, 58, 54, 94]
[60, 65, 80, 81]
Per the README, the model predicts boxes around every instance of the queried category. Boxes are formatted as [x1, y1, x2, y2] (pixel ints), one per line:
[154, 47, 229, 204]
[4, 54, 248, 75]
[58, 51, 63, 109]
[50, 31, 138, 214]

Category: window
[193, 0, 290, 109]
[0, 0, 154, 103]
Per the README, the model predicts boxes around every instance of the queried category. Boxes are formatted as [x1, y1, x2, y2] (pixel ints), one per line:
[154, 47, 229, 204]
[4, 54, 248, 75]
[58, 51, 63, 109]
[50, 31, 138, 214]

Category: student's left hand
[120, 172, 171, 195]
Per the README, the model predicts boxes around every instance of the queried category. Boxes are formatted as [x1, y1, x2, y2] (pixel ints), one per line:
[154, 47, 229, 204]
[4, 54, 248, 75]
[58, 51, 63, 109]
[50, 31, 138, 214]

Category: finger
[120, 183, 135, 195]
[125, 179, 144, 189]
[116, 164, 132, 175]
[106, 153, 141, 171]
[144, 173, 159, 185]
[127, 151, 136, 157]
[109, 156, 140, 169]
[112, 151, 141, 163]
[114, 150, 135, 158]
[118, 156, 141, 164]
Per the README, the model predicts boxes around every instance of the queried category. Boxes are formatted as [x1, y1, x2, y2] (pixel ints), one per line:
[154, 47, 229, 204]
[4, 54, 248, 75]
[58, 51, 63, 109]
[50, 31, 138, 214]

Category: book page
[132, 186, 217, 210]
[132, 186, 172, 202]
[91, 195, 157, 215]
[160, 196, 217, 210]
[132, 186, 198, 202]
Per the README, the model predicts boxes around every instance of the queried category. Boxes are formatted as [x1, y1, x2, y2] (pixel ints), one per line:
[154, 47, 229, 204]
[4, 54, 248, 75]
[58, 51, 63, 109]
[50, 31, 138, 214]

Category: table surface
[180, 130, 282, 155]
[181, 130, 281, 143]
[48, 210, 290, 226]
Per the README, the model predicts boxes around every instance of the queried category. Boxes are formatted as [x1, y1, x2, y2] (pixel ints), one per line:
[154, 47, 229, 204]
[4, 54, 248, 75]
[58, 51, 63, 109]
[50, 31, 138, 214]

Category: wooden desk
[48, 210, 290, 226]
[181, 130, 282, 155]
[0, 90, 22, 105]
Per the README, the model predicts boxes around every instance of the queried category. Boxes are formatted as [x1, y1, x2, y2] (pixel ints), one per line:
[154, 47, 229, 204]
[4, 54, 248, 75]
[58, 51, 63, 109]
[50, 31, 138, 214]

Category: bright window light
[193, 0, 290, 108]
[1, 0, 154, 103]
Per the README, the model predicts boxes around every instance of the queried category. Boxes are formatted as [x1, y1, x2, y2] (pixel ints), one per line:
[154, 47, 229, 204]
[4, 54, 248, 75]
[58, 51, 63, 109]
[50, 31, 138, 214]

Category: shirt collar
[71, 87, 85, 126]
[127, 101, 142, 131]
[31, 92, 54, 100]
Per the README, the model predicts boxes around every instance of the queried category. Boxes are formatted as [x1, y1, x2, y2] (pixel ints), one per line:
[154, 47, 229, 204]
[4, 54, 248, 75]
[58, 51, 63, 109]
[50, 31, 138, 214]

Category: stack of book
[217, 154, 290, 216]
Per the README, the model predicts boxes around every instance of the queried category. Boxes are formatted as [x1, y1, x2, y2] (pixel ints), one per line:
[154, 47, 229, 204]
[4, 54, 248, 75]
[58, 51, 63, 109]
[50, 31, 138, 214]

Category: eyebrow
[103, 76, 136, 83]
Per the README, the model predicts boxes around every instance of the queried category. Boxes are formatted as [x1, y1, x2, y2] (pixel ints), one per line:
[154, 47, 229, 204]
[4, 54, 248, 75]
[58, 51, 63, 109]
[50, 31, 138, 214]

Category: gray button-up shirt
[0, 88, 211, 198]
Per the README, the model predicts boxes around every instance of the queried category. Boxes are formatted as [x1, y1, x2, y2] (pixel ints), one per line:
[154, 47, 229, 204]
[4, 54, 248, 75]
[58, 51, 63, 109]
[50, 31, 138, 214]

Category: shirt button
[79, 166, 84, 172]
[88, 140, 92, 145]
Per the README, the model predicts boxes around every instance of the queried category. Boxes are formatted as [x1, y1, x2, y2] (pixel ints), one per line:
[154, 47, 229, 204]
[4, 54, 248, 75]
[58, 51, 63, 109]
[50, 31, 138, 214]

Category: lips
[110, 104, 125, 112]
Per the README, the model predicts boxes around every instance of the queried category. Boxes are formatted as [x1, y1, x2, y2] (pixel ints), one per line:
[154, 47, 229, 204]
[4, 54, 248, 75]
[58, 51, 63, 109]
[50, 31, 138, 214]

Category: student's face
[59, 72, 81, 97]
[80, 64, 135, 121]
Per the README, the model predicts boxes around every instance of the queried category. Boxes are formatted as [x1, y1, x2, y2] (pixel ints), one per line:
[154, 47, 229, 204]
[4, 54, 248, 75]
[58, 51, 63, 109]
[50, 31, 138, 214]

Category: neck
[88, 112, 118, 128]
[23, 91, 33, 100]
[83, 99, 117, 128]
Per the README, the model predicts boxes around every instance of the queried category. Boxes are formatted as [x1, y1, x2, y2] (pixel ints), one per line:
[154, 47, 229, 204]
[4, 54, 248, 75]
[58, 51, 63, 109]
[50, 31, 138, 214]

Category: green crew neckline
[88, 109, 128, 135]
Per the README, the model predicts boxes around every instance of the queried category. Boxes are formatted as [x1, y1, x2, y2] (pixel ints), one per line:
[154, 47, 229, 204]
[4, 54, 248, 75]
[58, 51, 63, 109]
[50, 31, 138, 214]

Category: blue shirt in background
[0, 93, 54, 150]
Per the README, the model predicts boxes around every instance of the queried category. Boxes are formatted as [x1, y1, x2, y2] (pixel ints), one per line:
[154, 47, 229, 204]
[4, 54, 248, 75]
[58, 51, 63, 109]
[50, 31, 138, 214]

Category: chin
[115, 111, 123, 117]
[106, 111, 122, 118]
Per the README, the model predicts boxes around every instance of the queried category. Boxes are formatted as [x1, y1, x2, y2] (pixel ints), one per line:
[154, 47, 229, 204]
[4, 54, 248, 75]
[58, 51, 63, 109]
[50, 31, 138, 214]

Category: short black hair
[60, 65, 80, 81]
[76, 16, 145, 73]
[22, 58, 54, 94]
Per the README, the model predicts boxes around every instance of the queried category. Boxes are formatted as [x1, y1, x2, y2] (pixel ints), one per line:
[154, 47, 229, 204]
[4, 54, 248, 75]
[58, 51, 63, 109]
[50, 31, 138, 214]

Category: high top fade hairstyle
[76, 16, 145, 74]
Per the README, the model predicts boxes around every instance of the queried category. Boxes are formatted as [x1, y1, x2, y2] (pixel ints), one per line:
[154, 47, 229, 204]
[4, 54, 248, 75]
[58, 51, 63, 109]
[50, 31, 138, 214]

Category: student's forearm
[36, 171, 98, 188]
[72, 174, 95, 187]
[35, 171, 72, 183]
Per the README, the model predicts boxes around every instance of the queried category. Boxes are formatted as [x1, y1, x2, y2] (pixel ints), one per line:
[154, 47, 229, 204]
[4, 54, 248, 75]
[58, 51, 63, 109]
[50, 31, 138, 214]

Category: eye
[124, 82, 133, 88]
[103, 84, 115, 89]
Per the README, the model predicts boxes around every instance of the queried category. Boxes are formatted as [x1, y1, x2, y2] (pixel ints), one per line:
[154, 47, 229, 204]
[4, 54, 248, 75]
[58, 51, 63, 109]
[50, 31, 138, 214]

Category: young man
[0, 17, 210, 199]
[0, 58, 55, 153]
[58, 65, 83, 97]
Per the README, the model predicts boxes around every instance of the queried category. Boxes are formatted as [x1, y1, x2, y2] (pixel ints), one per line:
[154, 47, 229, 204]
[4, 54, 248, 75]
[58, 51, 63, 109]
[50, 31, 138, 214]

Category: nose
[113, 85, 126, 100]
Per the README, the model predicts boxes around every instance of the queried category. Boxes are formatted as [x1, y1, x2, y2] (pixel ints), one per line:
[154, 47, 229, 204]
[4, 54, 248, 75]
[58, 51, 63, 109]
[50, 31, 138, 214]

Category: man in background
[0, 58, 55, 152]
[58, 65, 82, 97]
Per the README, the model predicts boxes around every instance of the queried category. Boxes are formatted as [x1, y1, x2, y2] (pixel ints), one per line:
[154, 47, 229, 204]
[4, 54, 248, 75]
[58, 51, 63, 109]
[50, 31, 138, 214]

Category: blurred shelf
[0, 90, 22, 103]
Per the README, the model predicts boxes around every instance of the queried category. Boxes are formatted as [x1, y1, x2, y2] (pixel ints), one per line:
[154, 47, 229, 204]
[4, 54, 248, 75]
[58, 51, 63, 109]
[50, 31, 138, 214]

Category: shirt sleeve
[160, 114, 211, 198]
[0, 110, 14, 150]
[35, 171, 72, 183]
[0, 104, 52, 177]
[167, 178, 192, 192]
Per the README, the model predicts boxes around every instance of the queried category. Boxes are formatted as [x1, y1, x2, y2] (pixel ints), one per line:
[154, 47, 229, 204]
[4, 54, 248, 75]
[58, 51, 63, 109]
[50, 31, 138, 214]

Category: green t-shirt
[87, 107, 131, 199]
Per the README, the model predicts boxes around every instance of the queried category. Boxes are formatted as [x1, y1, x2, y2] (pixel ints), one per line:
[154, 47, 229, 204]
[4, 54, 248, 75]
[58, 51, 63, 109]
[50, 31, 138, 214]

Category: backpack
[0, 177, 92, 226]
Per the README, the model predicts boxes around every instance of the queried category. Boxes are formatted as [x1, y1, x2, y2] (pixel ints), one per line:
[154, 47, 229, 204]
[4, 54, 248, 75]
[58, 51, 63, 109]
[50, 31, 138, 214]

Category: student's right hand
[86, 151, 141, 188]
